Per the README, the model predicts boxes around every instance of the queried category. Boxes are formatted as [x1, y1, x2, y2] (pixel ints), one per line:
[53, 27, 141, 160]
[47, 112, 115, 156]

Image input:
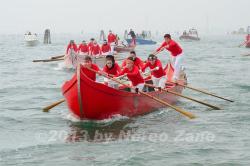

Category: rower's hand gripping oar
[86, 67, 196, 119]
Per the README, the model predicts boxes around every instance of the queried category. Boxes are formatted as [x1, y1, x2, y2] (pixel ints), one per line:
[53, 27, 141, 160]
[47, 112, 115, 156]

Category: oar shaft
[173, 82, 234, 102]
[51, 55, 65, 59]
[43, 99, 65, 112]
[33, 58, 64, 62]
[145, 83, 221, 110]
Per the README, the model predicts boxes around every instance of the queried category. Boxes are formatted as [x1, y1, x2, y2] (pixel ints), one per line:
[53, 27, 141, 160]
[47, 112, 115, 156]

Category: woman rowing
[142, 54, 167, 89]
[121, 51, 144, 70]
[101, 40, 111, 56]
[103, 55, 121, 88]
[65, 40, 78, 68]
[80, 55, 100, 81]
[116, 57, 145, 92]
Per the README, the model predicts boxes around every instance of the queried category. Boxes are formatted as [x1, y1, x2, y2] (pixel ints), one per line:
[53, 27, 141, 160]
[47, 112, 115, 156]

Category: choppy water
[0, 34, 250, 166]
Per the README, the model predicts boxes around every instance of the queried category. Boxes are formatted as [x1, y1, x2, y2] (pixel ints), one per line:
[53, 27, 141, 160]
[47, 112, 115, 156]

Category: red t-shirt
[122, 57, 144, 69]
[88, 42, 94, 50]
[90, 45, 101, 56]
[78, 44, 89, 53]
[80, 64, 100, 81]
[66, 44, 78, 54]
[101, 44, 111, 53]
[118, 66, 144, 86]
[108, 33, 116, 43]
[246, 35, 250, 41]
[103, 63, 121, 76]
[156, 40, 182, 57]
[142, 59, 166, 78]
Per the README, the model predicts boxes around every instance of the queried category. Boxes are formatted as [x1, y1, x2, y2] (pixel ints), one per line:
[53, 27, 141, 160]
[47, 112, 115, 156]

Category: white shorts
[172, 53, 184, 80]
[152, 75, 167, 88]
[131, 83, 144, 93]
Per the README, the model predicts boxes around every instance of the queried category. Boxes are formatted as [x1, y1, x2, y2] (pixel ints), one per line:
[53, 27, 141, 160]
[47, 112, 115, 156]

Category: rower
[103, 55, 121, 88]
[90, 41, 101, 57]
[116, 57, 145, 93]
[66, 40, 78, 54]
[80, 55, 100, 81]
[107, 30, 117, 54]
[88, 38, 95, 50]
[78, 40, 89, 55]
[142, 54, 166, 89]
[101, 40, 111, 56]
[65, 40, 78, 68]
[121, 51, 144, 70]
[128, 29, 136, 46]
[153, 34, 184, 82]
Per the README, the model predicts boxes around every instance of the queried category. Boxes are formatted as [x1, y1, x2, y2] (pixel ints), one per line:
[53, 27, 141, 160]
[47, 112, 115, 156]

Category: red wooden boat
[62, 64, 187, 120]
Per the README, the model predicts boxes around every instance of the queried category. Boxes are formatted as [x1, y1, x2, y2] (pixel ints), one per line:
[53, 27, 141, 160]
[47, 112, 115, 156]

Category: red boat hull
[62, 65, 186, 120]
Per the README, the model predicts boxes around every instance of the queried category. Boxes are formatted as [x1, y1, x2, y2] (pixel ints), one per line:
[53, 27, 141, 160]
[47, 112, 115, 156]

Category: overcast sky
[0, 0, 249, 35]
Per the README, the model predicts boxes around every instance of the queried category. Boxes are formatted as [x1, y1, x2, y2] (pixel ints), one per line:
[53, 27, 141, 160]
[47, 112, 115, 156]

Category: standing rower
[107, 30, 117, 54]
[128, 29, 136, 46]
[65, 40, 78, 68]
[153, 34, 183, 82]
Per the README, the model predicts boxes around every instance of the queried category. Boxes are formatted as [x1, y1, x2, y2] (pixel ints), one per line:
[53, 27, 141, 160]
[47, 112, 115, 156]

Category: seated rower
[142, 54, 167, 89]
[101, 40, 111, 56]
[90, 41, 101, 57]
[78, 40, 89, 55]
[121, 51, 144, 70]
[80, 55, 100, 81]
[103, 55, 121, 88]
[116, 57, 145, 92]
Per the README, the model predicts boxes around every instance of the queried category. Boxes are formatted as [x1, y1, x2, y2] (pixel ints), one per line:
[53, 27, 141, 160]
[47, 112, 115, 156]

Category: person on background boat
[65, 40, 78, 68]
[80, 55, 100, 81]
[107, 30, 117, 54]
[121, 51, 144, 70]
[90, 41, 101, 57]
[101, 40, 111, 56]
[153, 34, 183, 82]
[128, 29, 136, 46]
[103, 55, 121, 88]
[142, 54, 166, 89]
[116, 57, 145, 92]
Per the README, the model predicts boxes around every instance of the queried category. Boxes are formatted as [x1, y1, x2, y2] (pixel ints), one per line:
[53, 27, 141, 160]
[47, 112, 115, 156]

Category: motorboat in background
[24, 32, 39, 46]
[179, 28, 200, 41]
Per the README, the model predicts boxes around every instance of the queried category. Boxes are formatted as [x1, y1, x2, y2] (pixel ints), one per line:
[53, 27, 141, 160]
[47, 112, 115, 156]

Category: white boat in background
[24, 32, 39, 46]
[179, 28, 200, 41]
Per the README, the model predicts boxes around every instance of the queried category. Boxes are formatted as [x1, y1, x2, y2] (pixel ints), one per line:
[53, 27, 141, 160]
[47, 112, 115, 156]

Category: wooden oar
[170, 81, 234, 102]
[145, 83, 221, 110]
[86, 67, 195, 119]
[33, 58, 64, 62]
[242, 53, 250, 56]
[43, 99, 65, 112]
[51, 55, 65, 59]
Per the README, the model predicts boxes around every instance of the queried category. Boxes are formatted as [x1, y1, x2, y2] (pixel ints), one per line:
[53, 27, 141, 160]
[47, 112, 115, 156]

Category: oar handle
[51, 55, 65, 59]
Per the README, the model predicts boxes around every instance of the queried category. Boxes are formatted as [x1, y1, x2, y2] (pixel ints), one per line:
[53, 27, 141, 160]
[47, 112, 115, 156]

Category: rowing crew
[79, 33, 184, 92]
